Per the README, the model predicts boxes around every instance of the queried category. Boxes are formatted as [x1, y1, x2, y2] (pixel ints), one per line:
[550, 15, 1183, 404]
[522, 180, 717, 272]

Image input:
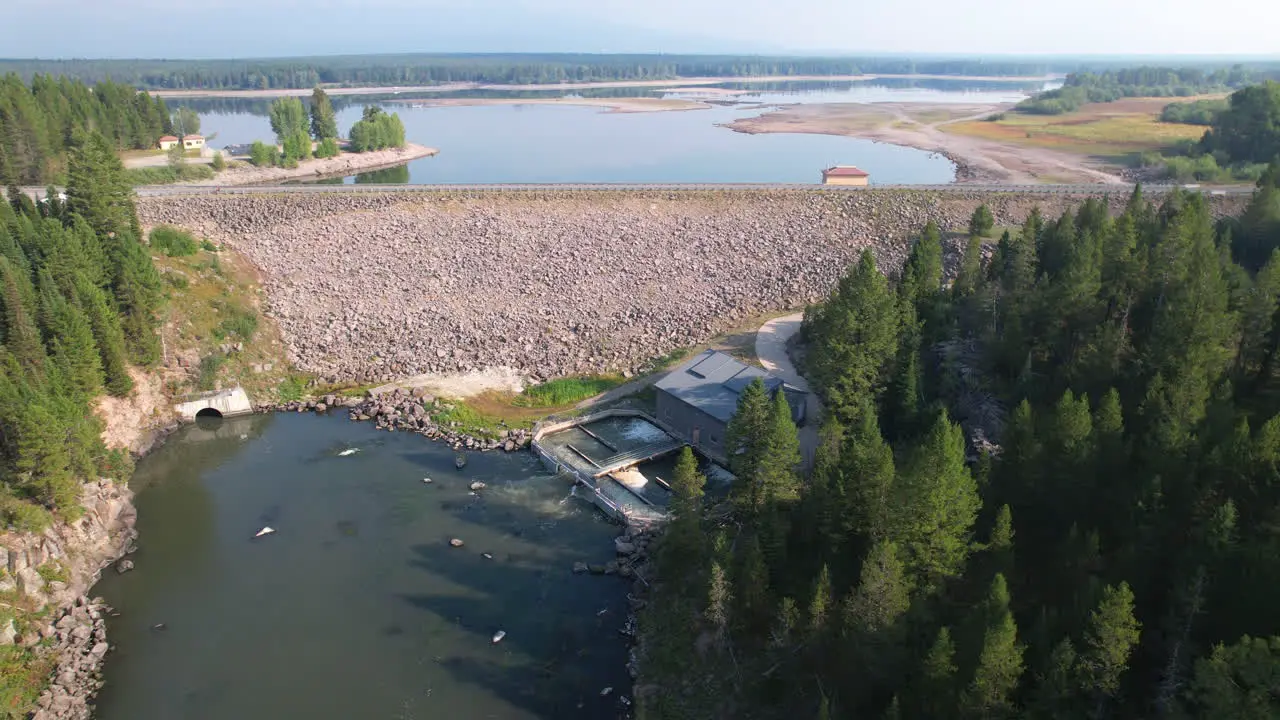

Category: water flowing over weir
[91, 413, 634, 720]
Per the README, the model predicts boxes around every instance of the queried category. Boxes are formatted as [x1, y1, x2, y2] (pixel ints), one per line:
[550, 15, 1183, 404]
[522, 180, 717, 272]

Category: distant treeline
[0, 74, 173, 184]
[0, 54, 1080, 90]
[1018, 65, 1266, 115]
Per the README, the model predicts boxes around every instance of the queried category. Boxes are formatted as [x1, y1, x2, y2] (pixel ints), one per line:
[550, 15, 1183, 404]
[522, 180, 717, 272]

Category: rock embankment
[0, 480, 137, 720]
[137, 189, 1248, 386]
[264, 390, 534, 451]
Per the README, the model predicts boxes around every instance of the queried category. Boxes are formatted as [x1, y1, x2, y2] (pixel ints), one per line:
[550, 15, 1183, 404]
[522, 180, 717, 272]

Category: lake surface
[178, 79, 1061, 184]
[195, 102, 957, 185]
[92, 413, 632, 720]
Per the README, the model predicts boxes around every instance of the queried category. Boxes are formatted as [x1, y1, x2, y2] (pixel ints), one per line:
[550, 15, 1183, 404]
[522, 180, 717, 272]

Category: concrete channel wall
[532, 409, 689, 528]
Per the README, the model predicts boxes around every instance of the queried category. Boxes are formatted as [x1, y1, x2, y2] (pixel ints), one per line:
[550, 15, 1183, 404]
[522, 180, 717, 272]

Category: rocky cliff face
[137, 189, 1248, 387]
[0, 480, 137, 720]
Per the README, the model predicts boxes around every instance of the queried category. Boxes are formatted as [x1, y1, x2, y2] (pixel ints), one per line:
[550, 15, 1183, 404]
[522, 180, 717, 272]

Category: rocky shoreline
[569, 523, 657, 715]
[0, 480, 137, 720]
[139, 189, 1248, 388]
[260, 387, 535, 451]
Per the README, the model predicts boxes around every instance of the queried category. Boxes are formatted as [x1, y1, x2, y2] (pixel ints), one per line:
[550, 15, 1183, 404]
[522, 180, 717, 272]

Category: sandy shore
[148, 73, 1059, 99]
[386, 96, 708, 113]
[187, 143, 437, 186]
[726, 102, 1126, 185]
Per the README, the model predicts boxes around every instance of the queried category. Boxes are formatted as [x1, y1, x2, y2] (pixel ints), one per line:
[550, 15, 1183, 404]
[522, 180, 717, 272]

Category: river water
[177, 79, 1047, 184]
[92, 413, 633, 720]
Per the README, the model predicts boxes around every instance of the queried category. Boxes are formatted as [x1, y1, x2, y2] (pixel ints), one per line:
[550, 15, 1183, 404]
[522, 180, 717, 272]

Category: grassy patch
[277, 375, 309, 402]
[149, 225, 199, 257]
[512, 375, 623, 407]
[153, 241, 295, 399]
[124, 164, 215, 186]
[0, 645, 56, 718]
[945, 97, 1209, 158]
[212, 302, 259, 342]
[34, 562, 68, 586]
[196, 354, 225, 391]
[431, 401, 519, 441]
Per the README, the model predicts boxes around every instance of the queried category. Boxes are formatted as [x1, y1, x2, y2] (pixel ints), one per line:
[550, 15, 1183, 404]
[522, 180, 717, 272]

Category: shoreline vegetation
[186, 142, 437, 185]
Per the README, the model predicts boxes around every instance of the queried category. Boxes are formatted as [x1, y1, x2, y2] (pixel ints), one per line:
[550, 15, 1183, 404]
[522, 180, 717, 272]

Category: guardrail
[129, 182, 1259, 198]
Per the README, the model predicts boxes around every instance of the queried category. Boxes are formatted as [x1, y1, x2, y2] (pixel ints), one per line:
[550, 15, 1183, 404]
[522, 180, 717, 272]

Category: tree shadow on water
[400, 536, 633, 719]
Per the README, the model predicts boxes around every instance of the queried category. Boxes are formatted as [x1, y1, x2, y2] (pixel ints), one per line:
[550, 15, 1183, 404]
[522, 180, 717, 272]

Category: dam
[136, 186, 1249, 387]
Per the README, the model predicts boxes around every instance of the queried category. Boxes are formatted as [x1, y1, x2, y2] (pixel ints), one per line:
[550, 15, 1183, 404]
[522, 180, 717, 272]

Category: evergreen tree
[842, 540, 911, 708]
[64, 130, 140, 241]
[758, 389, 802, 502]
[1186, 635, 1280, 718]
[1028, 639, 1081, 720]
[734, 535, 771, 635]
[916, 626, 960, 719]
[0, 256, 45, 374]
[309, 86, 339, 140]
[726, 376, 771, 508]
[987, 504, 1015, 582]
[76, 277, 132, 396]
[842, 405, 896, 548]
[970, 205, 995, 239]
[1077, 582, 1141, 715]
[659, 447, 707, 581]
[955, 234, 986, 298]
[895, 410, 980, 591]
[806, 250, 899, 420]
[963, 574, 1025, 719]
[808, 564, 834, 637]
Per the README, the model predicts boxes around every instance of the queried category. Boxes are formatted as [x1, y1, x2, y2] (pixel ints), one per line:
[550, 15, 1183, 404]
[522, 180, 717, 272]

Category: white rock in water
[481, 553, 494, 560]
[338, 448, 359, 456]
[600, 687, 613, 696]
[254, 527, 275, 538]
[469, 481, 486, 491]
[422, 477, 433, 484]
[449, 538, 464, 547]
[491, 630, 506, 644]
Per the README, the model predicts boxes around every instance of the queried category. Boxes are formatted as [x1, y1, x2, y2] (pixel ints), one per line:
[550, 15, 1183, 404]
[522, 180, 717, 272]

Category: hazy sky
[7, 0, 1278, 58]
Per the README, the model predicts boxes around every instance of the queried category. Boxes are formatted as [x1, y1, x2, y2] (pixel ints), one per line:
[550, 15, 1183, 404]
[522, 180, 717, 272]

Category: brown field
[943, 96, 1221, 159]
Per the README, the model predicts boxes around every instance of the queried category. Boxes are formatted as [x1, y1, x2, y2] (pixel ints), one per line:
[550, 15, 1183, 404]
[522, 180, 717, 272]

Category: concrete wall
[174, 386, 254, 421]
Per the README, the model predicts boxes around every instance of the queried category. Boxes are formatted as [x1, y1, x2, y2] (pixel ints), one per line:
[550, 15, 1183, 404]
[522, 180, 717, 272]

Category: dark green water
[92, 413, 632, 720]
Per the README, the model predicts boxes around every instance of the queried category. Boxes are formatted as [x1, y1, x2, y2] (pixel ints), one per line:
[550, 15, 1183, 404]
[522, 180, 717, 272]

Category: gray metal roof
[655, 349, 805, 424]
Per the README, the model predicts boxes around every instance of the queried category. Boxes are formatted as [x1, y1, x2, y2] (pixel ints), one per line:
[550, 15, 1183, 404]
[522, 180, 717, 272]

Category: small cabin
[821, 165, 870, 186]
[158, 135, 180, 150]
[182, 135, 205, 150]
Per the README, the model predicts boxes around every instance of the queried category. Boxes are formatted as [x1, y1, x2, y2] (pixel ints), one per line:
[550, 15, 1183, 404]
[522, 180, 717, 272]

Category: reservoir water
[92, 413, 632, 720]
[176, 79, 1047, 184]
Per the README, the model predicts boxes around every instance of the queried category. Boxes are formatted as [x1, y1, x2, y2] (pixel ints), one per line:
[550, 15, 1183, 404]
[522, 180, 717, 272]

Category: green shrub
[0, 496, 51, 533]
[98, 448, 135, 483]
[513, 376, 624, 407]
[197, 354, 224, 391]
[0, 645, 56, 718]
[214, 304, 259, 341]
[200, 239, 219, 252]
[35, 562, 68, 585]
[164, 273, 189, 290]
[315, 137, 340, 158]
[124, 164, 215, 186]
[277, 375, 309, 402]
[249, 140, 279, 167]
[211, 151, 226, 171]
[149, 225, 199, 256]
